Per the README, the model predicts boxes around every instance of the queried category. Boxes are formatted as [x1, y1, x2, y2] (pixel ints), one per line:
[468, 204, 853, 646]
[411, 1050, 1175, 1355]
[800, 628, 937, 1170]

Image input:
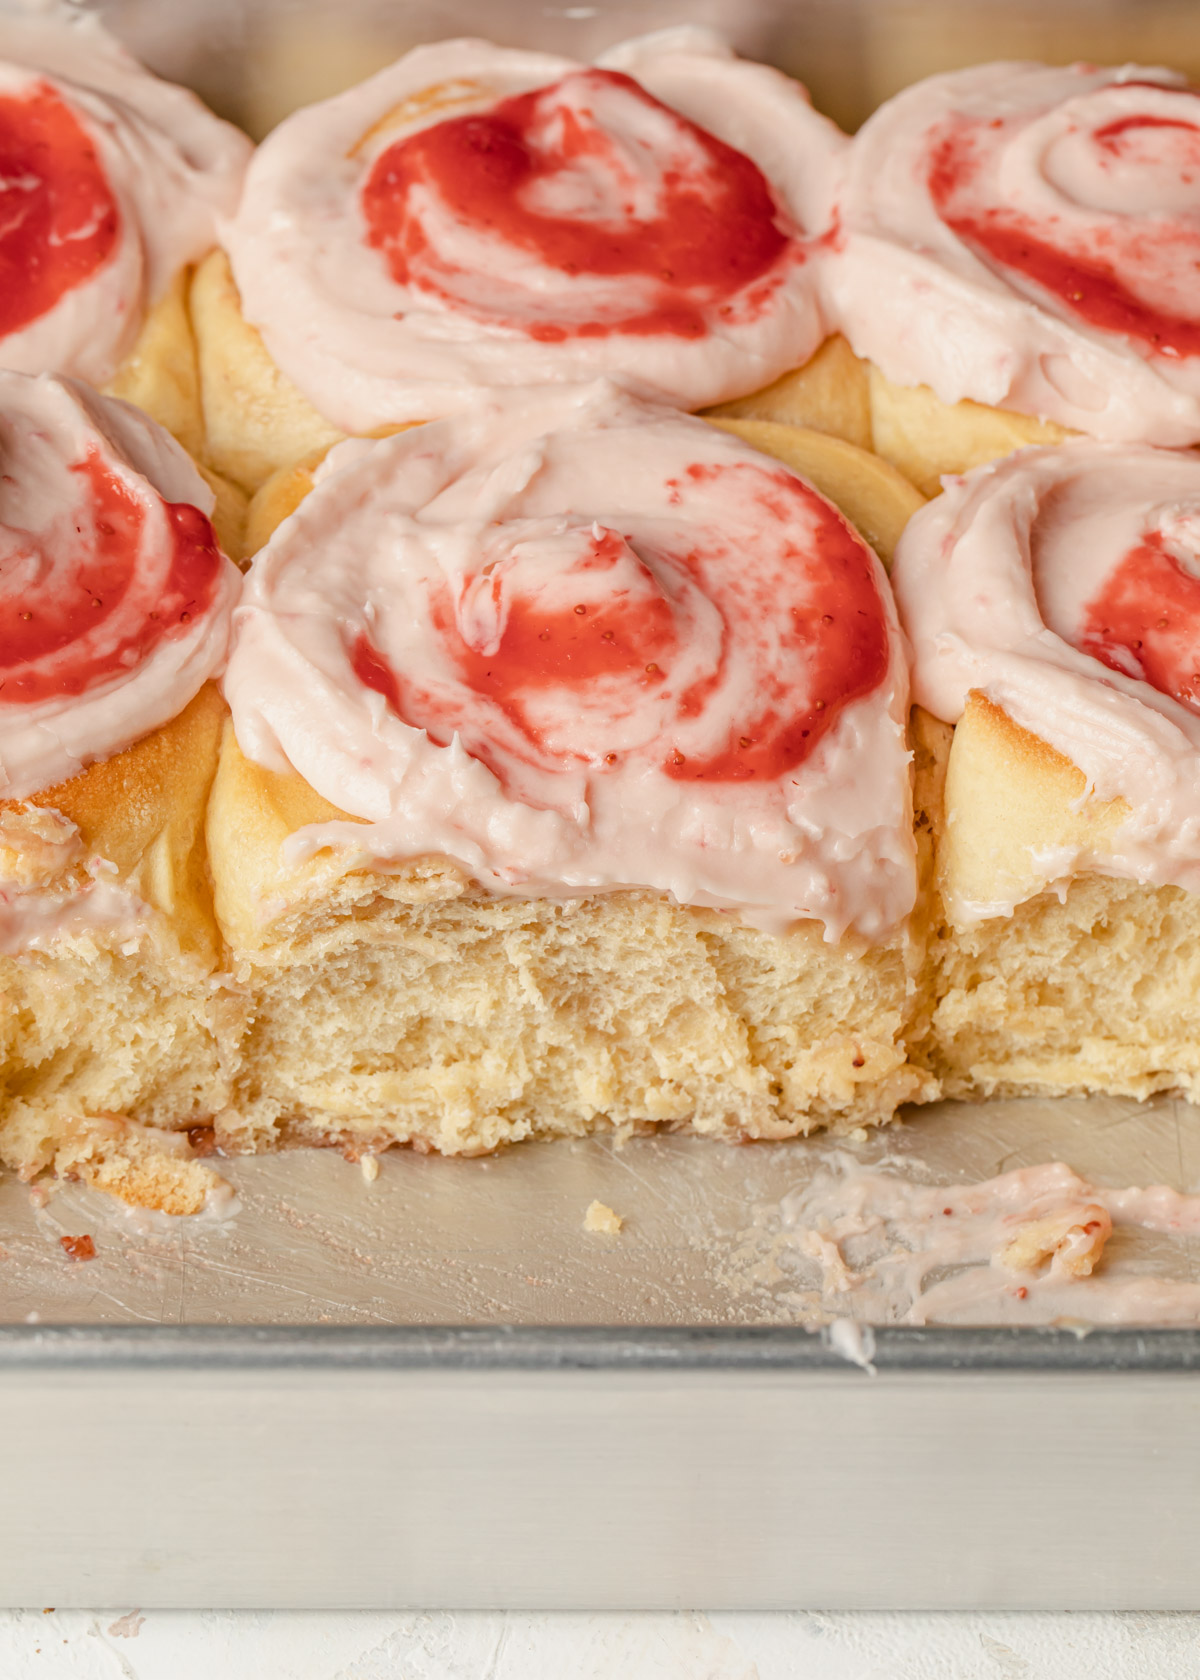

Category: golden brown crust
[244, 449, 328, 556]
[703, 334, 873, 451]
[867, 367, 1072, 498]
[191, 248, 346, 493]
[938, 691, 1129, 925]
[104, 265, 206, 460]
[13, 683, 229, 964]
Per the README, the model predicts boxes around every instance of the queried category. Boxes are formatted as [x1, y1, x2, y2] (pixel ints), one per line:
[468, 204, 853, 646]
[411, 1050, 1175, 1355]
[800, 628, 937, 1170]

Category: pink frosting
[826, 61, 1200, 443]
[0, 372, 241, 800]
[223, 28, 845, 432]
[0, 5, 250, 384]
[224, 382, 916, 940]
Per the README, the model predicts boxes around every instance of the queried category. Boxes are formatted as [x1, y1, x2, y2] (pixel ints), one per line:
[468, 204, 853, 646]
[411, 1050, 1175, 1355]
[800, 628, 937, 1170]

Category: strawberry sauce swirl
[224, 30, 844, 432]
[893, 441, 1200, 906]
[0, 10, 249, 384]
[827, 63, 1200, 444]
[0, 372, 241, 800]
[225, 384, 915, 939]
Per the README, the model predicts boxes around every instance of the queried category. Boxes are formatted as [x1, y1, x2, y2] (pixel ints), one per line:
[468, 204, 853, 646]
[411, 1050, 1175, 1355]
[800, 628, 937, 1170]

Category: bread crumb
[1000, 1203, 1112, 1278]
[361, 1154, 380, 1184]
[584, 1199, 623, 1235]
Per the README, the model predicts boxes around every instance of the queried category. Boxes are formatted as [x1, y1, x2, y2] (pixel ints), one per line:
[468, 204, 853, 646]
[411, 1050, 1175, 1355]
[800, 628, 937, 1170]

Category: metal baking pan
[6, 1093, 1200, 1609]
[4, 0, 1198, 1611]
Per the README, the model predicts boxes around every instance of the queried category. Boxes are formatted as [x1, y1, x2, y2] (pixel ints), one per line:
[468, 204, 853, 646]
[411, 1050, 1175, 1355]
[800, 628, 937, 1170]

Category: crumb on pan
[59, 1234, 96, 1262]
[584, 1199, 623, 1235]
[1000, 1203, 1112, 1278]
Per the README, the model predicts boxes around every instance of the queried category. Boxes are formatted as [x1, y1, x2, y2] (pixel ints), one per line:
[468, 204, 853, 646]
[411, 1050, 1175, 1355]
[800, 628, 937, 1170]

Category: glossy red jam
[349, 464, 890, 786]
[0, 451, 223, 703]
[0, 81, 120, 341]
[361, 68, 792, 340]
[1079, 529, 1200, 712]
[928, 110, 1200, 359]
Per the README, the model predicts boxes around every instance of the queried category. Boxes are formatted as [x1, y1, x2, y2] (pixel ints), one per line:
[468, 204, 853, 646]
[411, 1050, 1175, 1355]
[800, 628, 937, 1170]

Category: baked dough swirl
[225, 382, 915, 938]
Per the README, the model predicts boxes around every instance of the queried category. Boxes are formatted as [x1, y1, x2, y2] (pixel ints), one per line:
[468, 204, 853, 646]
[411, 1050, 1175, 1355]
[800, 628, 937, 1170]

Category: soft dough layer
[0, 684, 235, 1215]
[206, 723, 937, 1154]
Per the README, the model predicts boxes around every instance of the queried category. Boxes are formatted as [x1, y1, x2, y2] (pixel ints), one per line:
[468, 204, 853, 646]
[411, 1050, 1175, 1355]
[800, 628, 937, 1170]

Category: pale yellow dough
[0, 685, 235, 1214]
[914, 698, 1200, 1106]
[207, 420, 938, 1158]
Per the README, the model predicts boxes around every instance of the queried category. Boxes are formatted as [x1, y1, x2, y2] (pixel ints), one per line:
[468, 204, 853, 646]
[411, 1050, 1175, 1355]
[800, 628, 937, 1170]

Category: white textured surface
[1, 1610, 1198, 1677]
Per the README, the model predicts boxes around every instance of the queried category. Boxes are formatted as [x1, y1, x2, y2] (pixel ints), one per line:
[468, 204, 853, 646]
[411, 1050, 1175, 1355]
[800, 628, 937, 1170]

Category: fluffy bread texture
[916, 697, 1200, 1105]
[0, 684, 233, 1214]
[206, 724, 937, 1155]
[208, 418, 937, 1156]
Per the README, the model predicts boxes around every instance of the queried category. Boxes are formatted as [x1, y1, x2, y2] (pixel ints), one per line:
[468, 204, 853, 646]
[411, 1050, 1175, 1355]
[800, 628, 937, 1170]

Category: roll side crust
[208, 728, 937, 1156]
[939, 692, 1130, 927]
[102, 262, 249, 563]
[867, 366, 1072, 498]
[703, 333, 874, 452]
[191, 249, 347, 494]
[923, 695, 1200, 1104]
[0, 684, 234, 1212]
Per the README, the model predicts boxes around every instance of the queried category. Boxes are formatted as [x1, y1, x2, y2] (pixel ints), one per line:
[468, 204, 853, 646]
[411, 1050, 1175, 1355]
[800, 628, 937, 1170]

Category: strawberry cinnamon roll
[0, 372, 242, 1212]
[0, 6, 249, 450]
[211, 383, 934, 1156]
[826, 63, 1200, 492]
[894, 441, 1200, 1104]
[201, 28, 846, 492]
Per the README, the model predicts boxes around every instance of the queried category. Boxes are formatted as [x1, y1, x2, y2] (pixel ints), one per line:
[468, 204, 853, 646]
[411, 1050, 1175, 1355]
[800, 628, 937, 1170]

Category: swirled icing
[224, 382, 915, 939]
[0, 5, 250, 384]
[893, 440, 1200, 897]
[827, 62, 1200, 444]
[0, 371, 241, 799]
[223, 28, 844, 432]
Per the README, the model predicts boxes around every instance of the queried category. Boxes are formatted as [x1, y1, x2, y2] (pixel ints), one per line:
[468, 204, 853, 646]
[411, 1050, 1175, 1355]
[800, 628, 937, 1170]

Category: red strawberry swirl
[0, 80, 120, 339]
[0, 372, 241, 799]
[827, 63, 1200, 443]
[361, 68, 794, 343]
[225, 384, 915, 940]
[224, 32, 844, 432]
[0, 15, 250, 385]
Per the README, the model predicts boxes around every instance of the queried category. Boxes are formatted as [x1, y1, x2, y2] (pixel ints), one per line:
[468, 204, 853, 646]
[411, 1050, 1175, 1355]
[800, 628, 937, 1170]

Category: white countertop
[2, 1610, 1196, 1678]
